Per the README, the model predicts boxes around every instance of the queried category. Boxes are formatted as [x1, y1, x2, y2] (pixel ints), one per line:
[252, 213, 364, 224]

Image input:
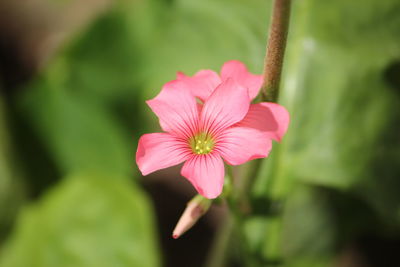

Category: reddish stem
[261, 0, 292, 102]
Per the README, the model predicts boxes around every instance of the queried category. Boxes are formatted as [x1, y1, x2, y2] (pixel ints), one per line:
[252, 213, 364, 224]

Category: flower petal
[146, 80, 199, 138]
[216, 127, 272, 165]
[201, 78, 250, 135]
[236, 102, 290, 141]
[181, 153, 224, 199]
[220, 60, 263, 100]
[136, 133, 192, 176]
[176, 70, 222, 102]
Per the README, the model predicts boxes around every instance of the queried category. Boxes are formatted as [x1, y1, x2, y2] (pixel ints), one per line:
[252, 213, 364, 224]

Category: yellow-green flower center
[189, 133, 215, 155]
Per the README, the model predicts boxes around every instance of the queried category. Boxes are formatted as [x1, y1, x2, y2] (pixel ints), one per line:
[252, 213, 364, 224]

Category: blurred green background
[0, 0, 399, 266]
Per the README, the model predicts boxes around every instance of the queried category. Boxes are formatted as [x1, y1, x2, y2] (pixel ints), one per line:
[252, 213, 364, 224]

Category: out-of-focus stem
[205, 215, 234, 267]
[261, 0, 292, 102]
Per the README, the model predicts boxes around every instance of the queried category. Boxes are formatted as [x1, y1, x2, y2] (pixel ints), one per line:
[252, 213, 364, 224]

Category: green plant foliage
[16, 0, 274, 177]
[3, 0, 400, 265]
[15, 0, 168, 179]
[277, 0, 400, 190]
[0, 95, 26, 241]
[255, 0, 400, 193]
[138, 0, 272, 97]
[250, 0, 400, 264]
[0, 97, 15, 224]
[20, 78, 133, 176]
[280, 187, 335, 263]
[0, 173, 160, 267]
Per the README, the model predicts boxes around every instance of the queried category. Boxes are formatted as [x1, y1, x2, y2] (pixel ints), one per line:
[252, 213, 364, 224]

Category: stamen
[189, 132, 215, 155]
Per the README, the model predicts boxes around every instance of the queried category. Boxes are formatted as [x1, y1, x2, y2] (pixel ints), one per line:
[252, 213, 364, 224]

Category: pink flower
[136, 60, 289, 199]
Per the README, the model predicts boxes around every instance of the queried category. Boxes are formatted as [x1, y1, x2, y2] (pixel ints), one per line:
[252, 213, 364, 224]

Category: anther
[190, 133, 214, 155]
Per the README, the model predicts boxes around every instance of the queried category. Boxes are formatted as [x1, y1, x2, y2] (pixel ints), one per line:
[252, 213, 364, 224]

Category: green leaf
[16, 0, 273, 176]
[250, 0, 400, 263]
[20, 82, 133, 176]
[0, 173, 160, 267]
[0, 94, 26, 241]
[16, 1, 154, 176]
[280, 187, 335, 260]
[256, 0, 400, 199]
[134, 0, 273, 98]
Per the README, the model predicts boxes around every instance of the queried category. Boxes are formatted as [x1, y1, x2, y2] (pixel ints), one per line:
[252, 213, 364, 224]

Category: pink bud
[172, 195, 211, 239]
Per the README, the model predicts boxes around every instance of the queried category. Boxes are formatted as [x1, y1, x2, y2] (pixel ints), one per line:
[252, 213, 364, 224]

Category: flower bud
[172, 195, 212, 239]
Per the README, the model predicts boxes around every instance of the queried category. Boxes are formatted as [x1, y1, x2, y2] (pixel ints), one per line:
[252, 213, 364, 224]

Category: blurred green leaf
[17, 0, 274, 176]
[280, 186, 335, 261]
[139, 0, 272, 98]
[256, 0, 400, 193]
[20, 81, 133, 176]
[0, 173, 160, 267]
[9, 0, 400, 265]
[16, 1, 154, 177]
[255, 0, 400, 209]
[0, 94, 26, 241]
[283, 258, 333, 267]
[249, 0, 400, 264]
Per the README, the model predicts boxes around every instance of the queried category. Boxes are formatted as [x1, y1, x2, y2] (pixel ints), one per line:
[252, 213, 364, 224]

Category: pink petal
[136, 133, 192, 176]
[181, 153, 224, 199]
[216, 127, 272, 166]
[201, 78, 250, 136]
[220, 60, 263, 100]
[147, 80, 199, 138]
[176, 70, 222, 102]
[236, 102, 290, 142]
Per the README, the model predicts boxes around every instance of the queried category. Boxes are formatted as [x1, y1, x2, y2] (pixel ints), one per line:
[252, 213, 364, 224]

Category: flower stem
[261, 0, 292, 103]
[205, 215, 234, 267]
[207, 1, 292, 265]
[240, 0, 292, 212]
[237, 0, 292, 262]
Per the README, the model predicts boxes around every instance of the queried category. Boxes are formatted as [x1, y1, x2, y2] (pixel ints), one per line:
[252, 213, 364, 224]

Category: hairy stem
[207, 0, 293, 265]
[236, 0, 292, 263]
[240, 0, 292, 212]
[261, 0, 292, 102]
